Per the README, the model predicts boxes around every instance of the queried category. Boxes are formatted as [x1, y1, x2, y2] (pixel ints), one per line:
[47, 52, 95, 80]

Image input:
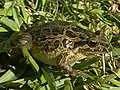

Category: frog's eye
[66, 31, 76, 38]
[54, 40, 60, 49]
[88, 39, 98, 47]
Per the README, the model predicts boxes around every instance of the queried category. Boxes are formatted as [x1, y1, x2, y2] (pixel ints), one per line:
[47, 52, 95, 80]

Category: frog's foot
[58, 63, 82, 76]
[67, 69, 82, 77]
[57, 54, 81, 76]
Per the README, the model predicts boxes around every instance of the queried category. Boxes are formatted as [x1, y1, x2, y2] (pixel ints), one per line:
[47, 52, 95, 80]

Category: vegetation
[0, 0, 120, 90]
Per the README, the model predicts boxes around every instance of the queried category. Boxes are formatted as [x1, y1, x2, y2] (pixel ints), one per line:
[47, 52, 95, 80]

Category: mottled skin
[12, 21, 110, 76]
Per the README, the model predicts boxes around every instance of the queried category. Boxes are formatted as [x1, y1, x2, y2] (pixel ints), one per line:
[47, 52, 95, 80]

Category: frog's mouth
[63, 38, 111, 55]
[57, 35, 111, 55]
[73, 41, 111, 55]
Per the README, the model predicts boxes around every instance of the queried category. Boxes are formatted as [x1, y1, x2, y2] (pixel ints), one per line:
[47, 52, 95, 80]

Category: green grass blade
[22, 46, 39, 72]
[0, 17, 19, 31]
[110, 79, 120, 87]
[102, 87, 120, 90]
[73, 57, 100, 69]
[64, 80, 73, 90]
[4, 1, 13, 8]
[0, 8, 12, 16]
[19, 0, 28, 23]
[12, 8, 20, 28]
[42, 68, 57, 90]
[0, 27, 8, 32]
[0, 70, 17, 84]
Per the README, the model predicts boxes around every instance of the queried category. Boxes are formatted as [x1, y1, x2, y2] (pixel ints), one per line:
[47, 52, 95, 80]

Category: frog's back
[29, 21, 96, 52]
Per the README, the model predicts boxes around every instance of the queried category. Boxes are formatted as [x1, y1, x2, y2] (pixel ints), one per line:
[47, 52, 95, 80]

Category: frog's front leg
[12, 32, 33, 50]
[57, 53, 81, 76]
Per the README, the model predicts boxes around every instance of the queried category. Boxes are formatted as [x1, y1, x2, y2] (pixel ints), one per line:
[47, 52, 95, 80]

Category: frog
[11, 21, 110, 76]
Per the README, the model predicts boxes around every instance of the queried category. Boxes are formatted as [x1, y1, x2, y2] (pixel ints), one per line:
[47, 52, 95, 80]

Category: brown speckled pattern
[13, 21, 110, 76]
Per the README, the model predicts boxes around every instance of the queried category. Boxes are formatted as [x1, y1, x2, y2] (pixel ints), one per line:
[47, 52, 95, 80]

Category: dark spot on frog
[74, 41, 87, 48]
[44, 41, 52, 52]
[88, 40, 98, 47]
[40, 34, 46, 41]
[52, 28, 63, 35]
[62, 39, 67, 48]
[71, 27, 85, 32]
[58, 21, 70, 26]
[43, 28, 51, 35]
[66, 31, 76, 38]
[54, 40, 60, 49]
[44, 40, 60, 52]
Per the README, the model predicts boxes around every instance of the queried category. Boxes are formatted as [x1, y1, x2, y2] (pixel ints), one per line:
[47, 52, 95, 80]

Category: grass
[0, 0, 120, 90]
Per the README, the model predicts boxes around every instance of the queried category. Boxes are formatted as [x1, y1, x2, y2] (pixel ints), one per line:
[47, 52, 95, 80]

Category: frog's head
[76, 35, 111, 55]
[63, 29, 111, 55]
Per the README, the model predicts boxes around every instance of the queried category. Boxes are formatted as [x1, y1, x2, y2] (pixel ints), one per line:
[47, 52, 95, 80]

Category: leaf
[0, 70, 17, 84]
[112, 48, 120, 56]
[0, 8, 12, 16]
[38, 11, 53, 17]
[33, 0, 43, 10]
[102, 87, 120, 90]
[81, 72, 94, 80]
[0, 27, 8, 32]
[0, 17, 19, 31]
[110, 79, 120, 87]
[10, 78, 26, 85]
[90, 8, 104, 15]
[12, 8, 20, 28]
[101, 74, 116, 84]
[73, 57, 100, 69]
[109, 13, 120, 24]
[97, 13, 113, 25]
[42, 68, 57, 90]
[4, 1, 13, 8]
[22, 46, 39, 72]
[19, 0, 28, 23]
[64, 80, 73, 90]
[40, 75, 47, 85]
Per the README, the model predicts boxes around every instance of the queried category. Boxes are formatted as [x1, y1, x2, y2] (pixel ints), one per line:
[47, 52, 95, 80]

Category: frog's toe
[67, 69, 82, 77]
